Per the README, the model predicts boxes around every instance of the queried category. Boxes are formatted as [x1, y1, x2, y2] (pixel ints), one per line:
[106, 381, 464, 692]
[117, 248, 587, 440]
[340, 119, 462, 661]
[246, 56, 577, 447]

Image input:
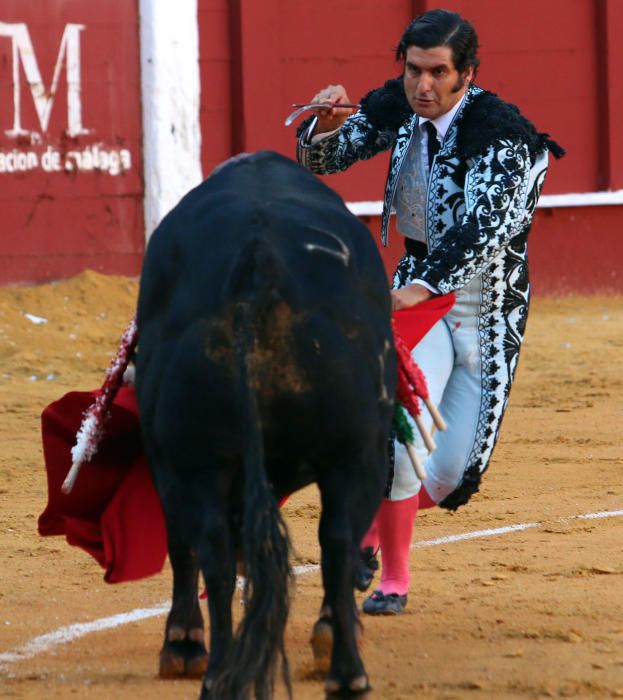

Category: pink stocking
[376, 493, 419, 596]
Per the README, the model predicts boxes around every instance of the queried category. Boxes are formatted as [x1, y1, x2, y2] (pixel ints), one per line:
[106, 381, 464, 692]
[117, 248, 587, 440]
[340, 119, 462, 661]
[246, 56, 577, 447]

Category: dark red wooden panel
[198, 0, 233, 176]
[0, 0, 144, 284]
[601, 0, 623, 190]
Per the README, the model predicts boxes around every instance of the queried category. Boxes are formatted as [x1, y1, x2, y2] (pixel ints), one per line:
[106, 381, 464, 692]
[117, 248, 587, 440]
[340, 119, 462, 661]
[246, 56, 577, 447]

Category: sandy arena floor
[0, 271, 621, 699]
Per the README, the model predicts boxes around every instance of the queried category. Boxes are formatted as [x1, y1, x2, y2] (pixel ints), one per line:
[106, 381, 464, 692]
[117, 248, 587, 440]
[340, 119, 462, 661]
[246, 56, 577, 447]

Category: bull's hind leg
[317, 473, 370, 697]
[160, 540, 208, 678]
[198, 511, 237, 699]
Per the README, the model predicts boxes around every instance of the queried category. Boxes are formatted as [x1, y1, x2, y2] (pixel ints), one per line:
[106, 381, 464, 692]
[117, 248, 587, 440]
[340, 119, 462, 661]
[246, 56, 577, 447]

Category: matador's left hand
[391, 283, 433, 311]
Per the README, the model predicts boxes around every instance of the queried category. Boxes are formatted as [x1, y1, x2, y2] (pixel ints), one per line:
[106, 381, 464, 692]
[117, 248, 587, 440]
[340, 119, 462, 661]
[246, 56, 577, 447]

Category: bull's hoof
[310, 618, 333, 672]
[159, 638, 208, 679]
[325, 673, 370, 697]
[185, 650, 209, 678]
[311, 617, 364, 674]
[354, 547, 379, 592]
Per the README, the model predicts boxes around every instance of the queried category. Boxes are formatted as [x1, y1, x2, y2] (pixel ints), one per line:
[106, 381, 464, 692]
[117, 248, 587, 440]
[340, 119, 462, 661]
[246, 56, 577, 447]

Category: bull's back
[139, 153, 388, 350]
[135, 152, 394, 478]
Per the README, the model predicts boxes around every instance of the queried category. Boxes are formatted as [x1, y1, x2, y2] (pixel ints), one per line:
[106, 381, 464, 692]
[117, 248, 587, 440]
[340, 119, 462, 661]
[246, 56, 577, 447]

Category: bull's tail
[213, 294, 293, 700]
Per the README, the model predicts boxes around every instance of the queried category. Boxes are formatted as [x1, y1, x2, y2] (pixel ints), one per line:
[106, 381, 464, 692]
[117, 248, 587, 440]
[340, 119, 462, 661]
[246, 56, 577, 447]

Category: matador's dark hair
[396, 9, 480, 77]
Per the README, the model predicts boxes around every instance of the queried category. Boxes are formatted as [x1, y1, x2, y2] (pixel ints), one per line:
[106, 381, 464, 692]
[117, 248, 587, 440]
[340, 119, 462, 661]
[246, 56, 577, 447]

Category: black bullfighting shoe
[362, 590, 407, 615]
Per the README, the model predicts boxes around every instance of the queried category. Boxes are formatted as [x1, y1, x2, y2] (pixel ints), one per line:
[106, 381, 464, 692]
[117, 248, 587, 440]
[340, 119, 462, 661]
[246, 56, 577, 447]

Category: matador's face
[403, 45, 473, 121]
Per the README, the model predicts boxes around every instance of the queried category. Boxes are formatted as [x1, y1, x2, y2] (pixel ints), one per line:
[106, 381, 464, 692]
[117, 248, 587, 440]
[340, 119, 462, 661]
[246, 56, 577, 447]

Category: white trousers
[389, 297, 487, 504]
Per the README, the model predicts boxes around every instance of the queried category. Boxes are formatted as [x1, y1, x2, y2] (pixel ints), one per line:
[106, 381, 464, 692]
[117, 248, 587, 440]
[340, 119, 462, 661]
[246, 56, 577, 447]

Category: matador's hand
[391, 283, 433, 311]
[310, 84, 354, 134]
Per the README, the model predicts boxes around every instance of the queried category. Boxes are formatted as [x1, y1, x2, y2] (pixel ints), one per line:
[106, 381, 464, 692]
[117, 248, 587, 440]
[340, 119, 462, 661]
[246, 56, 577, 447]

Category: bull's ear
[210, 152, 252, 178]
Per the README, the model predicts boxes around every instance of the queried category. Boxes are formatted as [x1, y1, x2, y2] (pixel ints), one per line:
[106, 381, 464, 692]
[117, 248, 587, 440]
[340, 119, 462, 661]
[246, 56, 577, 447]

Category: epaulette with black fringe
[359, 76, 413, 133]
[456, 90, 565, 161]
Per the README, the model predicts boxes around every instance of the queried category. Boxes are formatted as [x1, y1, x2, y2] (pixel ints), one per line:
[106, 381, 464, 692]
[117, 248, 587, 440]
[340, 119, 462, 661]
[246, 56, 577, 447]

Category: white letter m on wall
[0, 22, 89, 138]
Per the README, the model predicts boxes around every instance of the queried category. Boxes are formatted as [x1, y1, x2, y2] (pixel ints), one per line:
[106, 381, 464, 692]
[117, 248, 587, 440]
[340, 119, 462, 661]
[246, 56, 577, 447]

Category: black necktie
[424, 121, 440, 170]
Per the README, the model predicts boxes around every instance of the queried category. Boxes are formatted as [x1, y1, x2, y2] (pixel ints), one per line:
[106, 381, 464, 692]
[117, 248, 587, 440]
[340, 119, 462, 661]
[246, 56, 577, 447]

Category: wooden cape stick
[424, 397, 447, 431]
[414, 413, 436, 453]
[405, 442, 427, 481]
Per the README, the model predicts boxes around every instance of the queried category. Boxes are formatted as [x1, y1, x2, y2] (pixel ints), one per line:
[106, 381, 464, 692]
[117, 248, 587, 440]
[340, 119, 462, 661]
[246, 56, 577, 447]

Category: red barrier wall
[0, 0, 144, 285]
[1, 1, 621, 293]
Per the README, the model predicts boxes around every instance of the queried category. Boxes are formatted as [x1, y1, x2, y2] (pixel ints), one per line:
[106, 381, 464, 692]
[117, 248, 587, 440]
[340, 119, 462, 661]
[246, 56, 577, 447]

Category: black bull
[135, 151, 397, 699]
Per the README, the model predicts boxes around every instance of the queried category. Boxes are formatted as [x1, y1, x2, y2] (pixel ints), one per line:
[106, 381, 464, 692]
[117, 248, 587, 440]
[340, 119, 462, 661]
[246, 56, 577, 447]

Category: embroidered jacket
[297, 80, 564, 509]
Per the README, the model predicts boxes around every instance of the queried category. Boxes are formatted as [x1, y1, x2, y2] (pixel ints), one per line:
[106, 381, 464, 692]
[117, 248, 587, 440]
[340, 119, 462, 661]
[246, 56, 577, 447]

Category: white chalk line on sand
[0, 604, 171, 669]
[1, 508, 621, 670]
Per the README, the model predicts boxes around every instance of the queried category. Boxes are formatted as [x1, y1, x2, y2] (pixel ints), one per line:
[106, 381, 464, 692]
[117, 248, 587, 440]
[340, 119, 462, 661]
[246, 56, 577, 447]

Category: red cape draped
[38, 293, 454, 583]
[38, 386, 168, 583]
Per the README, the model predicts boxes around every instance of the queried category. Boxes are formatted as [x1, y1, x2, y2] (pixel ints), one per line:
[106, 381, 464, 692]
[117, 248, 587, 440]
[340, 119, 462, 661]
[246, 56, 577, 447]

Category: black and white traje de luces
[297, 80, 564, 509]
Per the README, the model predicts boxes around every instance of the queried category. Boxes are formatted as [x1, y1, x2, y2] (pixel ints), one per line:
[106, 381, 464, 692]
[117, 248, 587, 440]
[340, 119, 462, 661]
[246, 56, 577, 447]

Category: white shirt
[417, 93, 465, 160]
